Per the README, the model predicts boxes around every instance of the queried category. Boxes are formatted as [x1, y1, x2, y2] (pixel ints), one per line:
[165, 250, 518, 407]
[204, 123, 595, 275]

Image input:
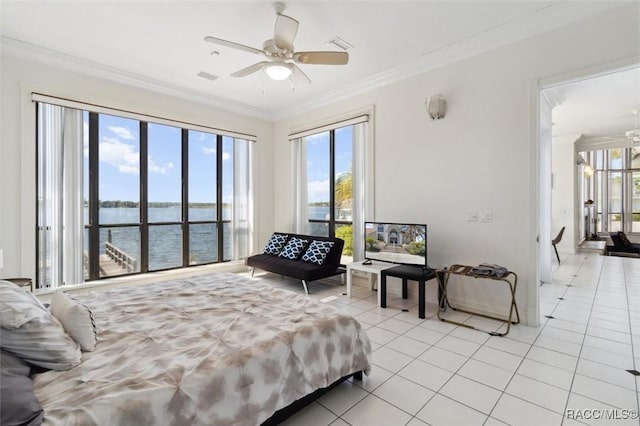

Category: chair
[552, 226, 565, 263]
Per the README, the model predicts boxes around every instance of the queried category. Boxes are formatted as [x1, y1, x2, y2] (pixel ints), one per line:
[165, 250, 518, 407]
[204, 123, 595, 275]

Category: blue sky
[305, 125, 353, 203]
[84, 113, 232, 203]
[83, 113, 353, 204]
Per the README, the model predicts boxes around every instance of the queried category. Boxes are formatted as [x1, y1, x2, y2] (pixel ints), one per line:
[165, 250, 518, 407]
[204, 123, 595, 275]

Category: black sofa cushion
[247, 254, 342, 282]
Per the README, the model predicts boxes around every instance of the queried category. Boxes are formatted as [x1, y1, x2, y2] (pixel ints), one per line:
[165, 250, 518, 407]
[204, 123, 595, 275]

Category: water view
[85, 207, 232, 276]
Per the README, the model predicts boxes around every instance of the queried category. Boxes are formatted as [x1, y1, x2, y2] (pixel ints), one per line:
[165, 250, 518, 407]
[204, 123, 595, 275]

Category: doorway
[534, 60, 640, 326]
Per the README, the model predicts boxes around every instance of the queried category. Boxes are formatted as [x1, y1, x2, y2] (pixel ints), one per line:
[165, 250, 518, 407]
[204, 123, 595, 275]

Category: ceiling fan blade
[293, 51, 349, 65]
[230, 61, 270, 78]
[204, 36, 264, 55]
[290, 64, 311, 85]
[274, 14, 299, 50]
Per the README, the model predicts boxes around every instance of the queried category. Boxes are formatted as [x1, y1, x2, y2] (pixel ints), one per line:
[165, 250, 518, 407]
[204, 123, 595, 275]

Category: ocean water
[85, 207, 231, 272]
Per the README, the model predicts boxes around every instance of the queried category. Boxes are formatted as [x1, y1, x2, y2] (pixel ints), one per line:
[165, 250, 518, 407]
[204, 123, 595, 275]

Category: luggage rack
[436, 264, 520, 336]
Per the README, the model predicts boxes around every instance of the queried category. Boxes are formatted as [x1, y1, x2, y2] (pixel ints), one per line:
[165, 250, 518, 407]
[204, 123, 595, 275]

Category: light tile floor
[243, 252, 640, 425]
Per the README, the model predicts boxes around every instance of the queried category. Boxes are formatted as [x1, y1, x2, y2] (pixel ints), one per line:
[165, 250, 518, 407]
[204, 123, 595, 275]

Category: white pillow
[0, 280, 49, 329]
[50, 291, 97, 352]
[0, 281, 81, 370]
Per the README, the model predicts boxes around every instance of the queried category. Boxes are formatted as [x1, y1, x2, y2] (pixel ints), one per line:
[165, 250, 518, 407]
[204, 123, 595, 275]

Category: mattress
[32, 273, 371, 425]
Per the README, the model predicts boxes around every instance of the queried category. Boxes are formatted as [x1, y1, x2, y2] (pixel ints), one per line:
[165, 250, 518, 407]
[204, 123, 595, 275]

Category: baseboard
[351, 274, 529, 325]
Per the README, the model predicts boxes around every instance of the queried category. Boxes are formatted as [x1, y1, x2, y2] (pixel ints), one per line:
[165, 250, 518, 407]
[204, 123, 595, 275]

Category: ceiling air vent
[197, 71, 218, 82]
[327, 37, 353, 51]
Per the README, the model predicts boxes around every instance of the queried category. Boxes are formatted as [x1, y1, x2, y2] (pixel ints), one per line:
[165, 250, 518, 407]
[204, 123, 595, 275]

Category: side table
[380, 265, 437, 319]
[346, 261, 394, 307]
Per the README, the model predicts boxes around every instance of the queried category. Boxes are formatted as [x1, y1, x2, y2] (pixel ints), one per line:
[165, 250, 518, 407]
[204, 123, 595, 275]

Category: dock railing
[105, 237, 137, 273]
[104, 230, 138, 273]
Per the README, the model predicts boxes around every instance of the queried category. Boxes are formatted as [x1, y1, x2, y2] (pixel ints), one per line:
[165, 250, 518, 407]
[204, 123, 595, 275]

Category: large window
[305, 127, 353, 241]
[581, 147, 640, 235]
[291, 114, 371, 264]
[37, 101, 252, 289]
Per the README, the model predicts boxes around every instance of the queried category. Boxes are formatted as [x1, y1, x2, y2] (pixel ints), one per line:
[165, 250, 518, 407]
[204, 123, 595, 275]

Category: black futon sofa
[246, 232, 345, 293]
[607, 231, 640, 257]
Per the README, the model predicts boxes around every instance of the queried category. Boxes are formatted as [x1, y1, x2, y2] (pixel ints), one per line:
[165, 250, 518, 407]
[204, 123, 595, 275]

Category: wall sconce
[583, 164, 594, 177]
[425, 93, 447, 120]
[576, 154, 593, 176]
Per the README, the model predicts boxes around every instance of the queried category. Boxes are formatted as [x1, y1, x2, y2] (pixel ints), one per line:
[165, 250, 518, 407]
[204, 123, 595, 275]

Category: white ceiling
[549, 67, 640, 145]
[0, 0, 637, 134]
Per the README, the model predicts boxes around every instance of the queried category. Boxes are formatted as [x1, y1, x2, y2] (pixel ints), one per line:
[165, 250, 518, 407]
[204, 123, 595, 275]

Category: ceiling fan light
[264, 63, 292, 80]
[625, 128, 640, 142]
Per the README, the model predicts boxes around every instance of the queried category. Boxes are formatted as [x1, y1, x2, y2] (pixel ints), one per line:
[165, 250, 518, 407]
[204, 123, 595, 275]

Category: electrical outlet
[479, 210, 493, 223]
[466, 210, 478, 222]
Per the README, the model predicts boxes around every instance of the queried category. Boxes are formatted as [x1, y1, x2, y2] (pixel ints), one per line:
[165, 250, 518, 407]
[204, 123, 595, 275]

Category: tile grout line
[619, 258, 640, 414]
[557, 253, 613, 425]
[490, 254, 590, 425]
[259, 258, 639, 426]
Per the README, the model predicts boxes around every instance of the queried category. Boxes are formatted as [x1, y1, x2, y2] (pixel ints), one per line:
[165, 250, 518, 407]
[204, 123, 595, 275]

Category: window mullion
[182, 129, 189, 267]
[329, 130, 336, 238]
[217, 135, 224, 261]
[88, 112, 100, 281]
[140, 122, 149, 273]
[623, 169, 630, 233]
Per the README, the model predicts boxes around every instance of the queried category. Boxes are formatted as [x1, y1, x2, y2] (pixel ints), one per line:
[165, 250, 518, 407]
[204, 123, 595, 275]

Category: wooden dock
[97, 240, 138, 276]
[99, 254, 128, 276]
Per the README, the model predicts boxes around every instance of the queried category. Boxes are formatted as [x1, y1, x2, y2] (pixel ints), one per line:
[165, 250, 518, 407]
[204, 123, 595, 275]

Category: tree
[335, 170, 352, 208]
[335, 225, 353, 256]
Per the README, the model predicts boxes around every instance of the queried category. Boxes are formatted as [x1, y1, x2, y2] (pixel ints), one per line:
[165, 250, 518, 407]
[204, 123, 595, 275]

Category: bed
[2, 273, 371, 426]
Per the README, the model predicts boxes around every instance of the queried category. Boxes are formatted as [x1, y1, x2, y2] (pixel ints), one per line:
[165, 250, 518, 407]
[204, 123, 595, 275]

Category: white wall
[552, 135, 579, 256]
[272, 4, 640, 325]
[0, 55, 275, 280]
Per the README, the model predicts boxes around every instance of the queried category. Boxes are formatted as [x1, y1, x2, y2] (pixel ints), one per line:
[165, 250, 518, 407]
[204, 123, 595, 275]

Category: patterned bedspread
[32, 273, 372, 426]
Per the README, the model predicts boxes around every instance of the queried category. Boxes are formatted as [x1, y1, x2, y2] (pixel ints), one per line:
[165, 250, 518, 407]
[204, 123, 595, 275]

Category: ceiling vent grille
[197, 71, 218, 82]
[327, 37, 353, 51]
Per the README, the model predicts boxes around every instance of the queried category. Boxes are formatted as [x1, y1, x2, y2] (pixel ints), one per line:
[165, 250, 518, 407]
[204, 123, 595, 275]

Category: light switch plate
[466, 210, 478, 222]
[0, 249, 3, 269]
[479, 210, 493, 222]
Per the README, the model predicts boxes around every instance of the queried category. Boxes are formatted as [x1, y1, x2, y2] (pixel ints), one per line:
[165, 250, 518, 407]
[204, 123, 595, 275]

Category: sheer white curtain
[232, 138, 253, 259]
[291, 138, 309, 234]
[37, 103, 84, 288]
[351, 122, 369, 262]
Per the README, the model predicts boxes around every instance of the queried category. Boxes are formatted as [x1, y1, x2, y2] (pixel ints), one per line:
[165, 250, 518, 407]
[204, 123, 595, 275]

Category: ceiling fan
[624, 110, 640, 144]
[204, 2, 348, 85]
[580, 110, 640, 148]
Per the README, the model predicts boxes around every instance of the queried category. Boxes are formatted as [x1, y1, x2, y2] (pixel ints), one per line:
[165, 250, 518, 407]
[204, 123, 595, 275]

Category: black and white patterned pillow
[301, 240, 335, 265]
[263, 233, 288, 255]
[278, 237, 309, 260]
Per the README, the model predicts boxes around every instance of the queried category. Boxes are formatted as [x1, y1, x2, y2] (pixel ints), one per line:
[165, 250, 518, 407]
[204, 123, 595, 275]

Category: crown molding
[575, 134, 635, 151]
[0, 36, 276, 121]
[273, 2, 622, 121]
[1, 2, 622, 123]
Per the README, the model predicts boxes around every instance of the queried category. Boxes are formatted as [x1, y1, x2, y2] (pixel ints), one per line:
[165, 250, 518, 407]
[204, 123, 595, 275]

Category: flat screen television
[364, 222, 427, 267]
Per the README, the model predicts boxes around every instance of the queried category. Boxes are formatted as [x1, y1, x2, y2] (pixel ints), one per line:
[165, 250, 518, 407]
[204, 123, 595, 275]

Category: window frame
[586, 146, 640, 235]
[85, 113, 231, 280]
[36, 100, 251, 289]
[306, 129, 353, 238]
